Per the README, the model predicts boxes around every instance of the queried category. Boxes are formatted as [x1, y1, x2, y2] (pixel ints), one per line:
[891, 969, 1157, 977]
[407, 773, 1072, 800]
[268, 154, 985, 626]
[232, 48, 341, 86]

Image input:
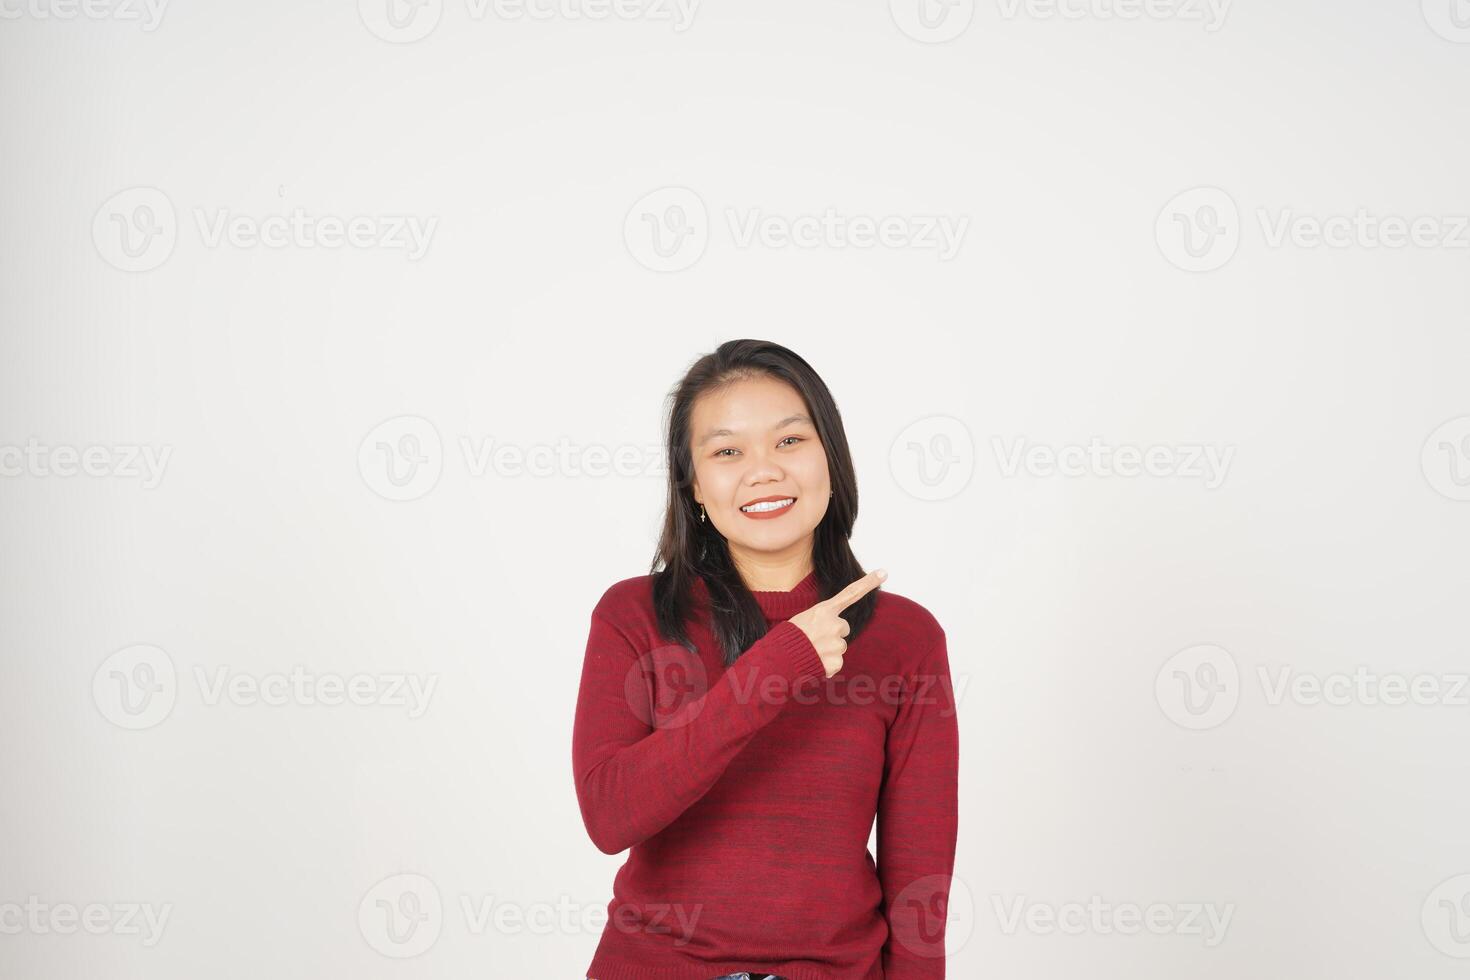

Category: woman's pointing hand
[787, 569, 887, 679]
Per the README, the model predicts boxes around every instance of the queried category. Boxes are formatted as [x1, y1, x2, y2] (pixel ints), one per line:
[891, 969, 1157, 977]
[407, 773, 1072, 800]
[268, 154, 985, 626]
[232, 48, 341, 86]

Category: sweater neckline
[694, 570, 821, 621]
[749, 569, 820, 620]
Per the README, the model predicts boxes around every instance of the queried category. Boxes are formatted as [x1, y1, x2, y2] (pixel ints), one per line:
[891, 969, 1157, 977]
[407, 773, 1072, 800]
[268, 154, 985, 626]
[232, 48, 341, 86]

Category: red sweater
[572, 570, 959, 980]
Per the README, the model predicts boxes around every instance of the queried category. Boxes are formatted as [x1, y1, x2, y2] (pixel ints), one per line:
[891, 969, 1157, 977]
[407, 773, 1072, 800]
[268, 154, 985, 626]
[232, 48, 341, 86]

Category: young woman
[573, 340, 959, 980]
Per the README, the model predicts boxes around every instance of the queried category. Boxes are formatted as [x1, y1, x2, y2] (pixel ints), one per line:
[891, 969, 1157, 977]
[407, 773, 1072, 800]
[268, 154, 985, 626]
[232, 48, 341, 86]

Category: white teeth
[740, 497, 795, 513]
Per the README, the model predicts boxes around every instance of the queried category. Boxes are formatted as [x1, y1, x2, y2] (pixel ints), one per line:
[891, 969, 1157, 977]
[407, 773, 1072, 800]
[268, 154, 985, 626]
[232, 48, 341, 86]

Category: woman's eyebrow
[697, 414, 813, 447]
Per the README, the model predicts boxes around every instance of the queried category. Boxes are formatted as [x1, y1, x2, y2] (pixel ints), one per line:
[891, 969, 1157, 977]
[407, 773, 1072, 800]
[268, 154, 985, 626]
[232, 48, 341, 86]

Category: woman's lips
[739, 496, 797, 520]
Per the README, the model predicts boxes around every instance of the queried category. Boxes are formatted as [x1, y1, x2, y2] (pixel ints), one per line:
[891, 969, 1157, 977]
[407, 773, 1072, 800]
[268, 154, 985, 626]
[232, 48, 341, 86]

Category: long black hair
[650, 339, 876, 666]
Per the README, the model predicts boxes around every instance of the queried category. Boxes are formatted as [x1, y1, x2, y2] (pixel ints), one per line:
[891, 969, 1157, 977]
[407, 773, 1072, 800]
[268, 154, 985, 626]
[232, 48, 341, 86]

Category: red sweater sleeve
[571, 595, 828, 855]
[878, 628, 961, 979]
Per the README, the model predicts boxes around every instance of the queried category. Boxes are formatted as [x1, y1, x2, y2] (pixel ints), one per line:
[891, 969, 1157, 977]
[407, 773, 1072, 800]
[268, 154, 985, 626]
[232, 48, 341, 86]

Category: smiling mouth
[740, 497, 796, 514]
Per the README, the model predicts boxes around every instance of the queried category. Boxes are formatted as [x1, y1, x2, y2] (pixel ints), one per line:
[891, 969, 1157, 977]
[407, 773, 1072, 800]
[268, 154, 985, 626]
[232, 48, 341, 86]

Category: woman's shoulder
[592, 572, 658, 615]
[871, 584, 946, 661]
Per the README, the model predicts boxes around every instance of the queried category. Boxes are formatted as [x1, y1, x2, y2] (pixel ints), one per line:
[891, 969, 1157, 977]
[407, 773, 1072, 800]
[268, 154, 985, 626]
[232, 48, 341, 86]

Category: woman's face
[688, 375, 831, 564]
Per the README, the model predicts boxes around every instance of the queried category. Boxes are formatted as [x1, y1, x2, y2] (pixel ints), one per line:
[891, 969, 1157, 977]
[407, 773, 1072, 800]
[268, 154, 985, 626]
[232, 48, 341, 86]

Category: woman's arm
[571, 596, 826, 855]
[877, 628, 961, 979]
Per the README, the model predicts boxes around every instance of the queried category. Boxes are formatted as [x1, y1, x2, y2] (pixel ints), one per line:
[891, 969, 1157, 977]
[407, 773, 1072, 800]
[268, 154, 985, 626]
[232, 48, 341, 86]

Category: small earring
[699, 504, 706, 523]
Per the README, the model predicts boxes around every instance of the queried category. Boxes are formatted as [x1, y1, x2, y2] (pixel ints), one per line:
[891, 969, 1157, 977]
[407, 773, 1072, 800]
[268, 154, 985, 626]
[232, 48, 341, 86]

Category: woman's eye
[714, 437, 800, 458]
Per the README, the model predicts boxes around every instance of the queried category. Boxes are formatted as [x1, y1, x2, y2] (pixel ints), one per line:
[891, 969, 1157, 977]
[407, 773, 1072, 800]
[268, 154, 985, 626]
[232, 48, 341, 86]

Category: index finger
[826, 569, 888, 612]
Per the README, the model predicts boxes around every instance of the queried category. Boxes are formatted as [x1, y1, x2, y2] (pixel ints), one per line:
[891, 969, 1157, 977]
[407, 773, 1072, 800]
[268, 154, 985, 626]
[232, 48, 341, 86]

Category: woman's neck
[730, 547, 814, 592]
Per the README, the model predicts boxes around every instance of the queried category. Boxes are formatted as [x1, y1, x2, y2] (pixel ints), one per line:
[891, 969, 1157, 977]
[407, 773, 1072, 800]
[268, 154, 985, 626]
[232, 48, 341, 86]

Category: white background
[2, 0, 1469, 977]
